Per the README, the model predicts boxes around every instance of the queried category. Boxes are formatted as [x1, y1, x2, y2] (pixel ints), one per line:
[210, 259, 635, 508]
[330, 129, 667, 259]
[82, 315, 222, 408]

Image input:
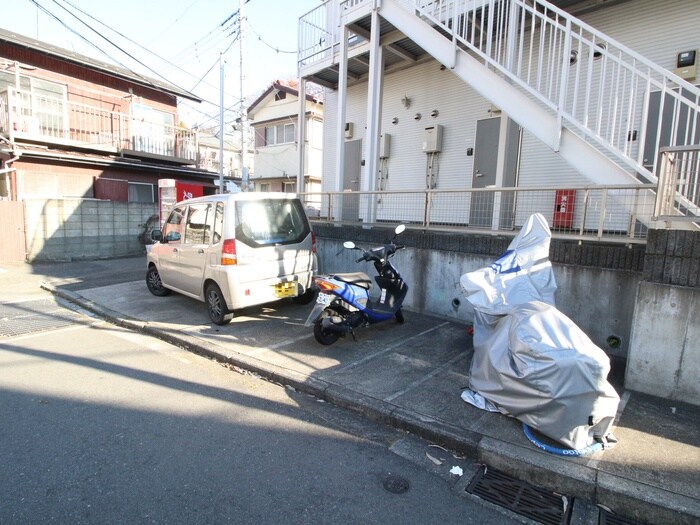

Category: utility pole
[239, 0, 249, 191]
[219, 53, 225, 194]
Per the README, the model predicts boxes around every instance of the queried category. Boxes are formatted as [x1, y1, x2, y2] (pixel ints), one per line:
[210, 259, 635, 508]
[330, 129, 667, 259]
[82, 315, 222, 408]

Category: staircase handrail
[411, 0, 700, 182]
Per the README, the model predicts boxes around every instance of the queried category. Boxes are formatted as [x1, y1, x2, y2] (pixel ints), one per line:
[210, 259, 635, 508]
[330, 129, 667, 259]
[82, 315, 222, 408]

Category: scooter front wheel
[314, 309, 341, 345]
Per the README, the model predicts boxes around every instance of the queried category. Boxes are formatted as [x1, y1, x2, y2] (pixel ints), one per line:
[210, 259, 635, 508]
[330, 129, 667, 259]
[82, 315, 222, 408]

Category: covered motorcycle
[460, 213, 619, 450]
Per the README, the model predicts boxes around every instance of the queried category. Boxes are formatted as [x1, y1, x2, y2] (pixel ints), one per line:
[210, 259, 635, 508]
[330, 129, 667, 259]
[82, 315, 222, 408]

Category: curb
[44, 284, 699, 525]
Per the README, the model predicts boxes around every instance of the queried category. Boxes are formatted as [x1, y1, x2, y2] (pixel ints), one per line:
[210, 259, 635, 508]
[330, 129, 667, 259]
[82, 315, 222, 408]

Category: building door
[342, 139, 361, 222]
[470, 118, 500, 227]
[0, 201, 26, 261]
[470, 117, 521, 229]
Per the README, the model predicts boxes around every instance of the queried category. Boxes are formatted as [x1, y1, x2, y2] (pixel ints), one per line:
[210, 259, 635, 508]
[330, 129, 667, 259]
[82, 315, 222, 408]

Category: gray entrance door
[470, 118, 500, 227]
[342, 139, 361, 222]
[470, 117, 521, 228]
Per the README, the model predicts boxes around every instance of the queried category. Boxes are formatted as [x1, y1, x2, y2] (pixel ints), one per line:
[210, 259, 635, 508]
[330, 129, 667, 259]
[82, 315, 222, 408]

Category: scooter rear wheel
[314, 309, 341, 345]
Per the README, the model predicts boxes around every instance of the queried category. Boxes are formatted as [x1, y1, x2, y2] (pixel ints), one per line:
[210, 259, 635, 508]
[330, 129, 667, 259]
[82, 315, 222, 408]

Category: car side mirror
[151, 229, 163, 242]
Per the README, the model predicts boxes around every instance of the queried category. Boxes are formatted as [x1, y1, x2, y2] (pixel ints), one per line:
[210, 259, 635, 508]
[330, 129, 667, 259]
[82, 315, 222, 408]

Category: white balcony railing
[0, 87, 198, 162]
[302, 184, 657, 242]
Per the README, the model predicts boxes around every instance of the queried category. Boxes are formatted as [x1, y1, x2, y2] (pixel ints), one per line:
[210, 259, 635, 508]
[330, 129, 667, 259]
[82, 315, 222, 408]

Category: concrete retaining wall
[24, 199, 157, 262]
[628, 282, 700, 402]
[313, 224, 699, 405]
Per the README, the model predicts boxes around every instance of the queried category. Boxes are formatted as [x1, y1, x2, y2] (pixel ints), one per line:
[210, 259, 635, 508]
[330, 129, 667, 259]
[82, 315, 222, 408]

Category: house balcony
[0, 87, 198, 164]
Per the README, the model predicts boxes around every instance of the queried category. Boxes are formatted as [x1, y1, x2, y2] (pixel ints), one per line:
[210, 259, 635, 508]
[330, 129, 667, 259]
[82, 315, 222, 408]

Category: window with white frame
[257, 122, 295, 147]
[0, 72, 66, 137]
[132, 103, 175, 156]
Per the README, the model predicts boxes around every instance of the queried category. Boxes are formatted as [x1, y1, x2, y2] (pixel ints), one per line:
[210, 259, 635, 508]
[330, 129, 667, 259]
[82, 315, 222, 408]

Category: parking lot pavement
[15, 256, 698, 525]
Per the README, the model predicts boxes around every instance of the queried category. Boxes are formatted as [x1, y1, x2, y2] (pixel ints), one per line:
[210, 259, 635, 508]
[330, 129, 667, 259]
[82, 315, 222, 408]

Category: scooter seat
[332, 272, 372, 289]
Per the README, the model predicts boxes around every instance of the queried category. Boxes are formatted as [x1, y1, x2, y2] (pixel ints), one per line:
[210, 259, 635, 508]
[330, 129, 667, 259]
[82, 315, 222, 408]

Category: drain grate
[0, 299, 80, 337]
[599, 508, 648, 525]
[466, 465, 572, 525]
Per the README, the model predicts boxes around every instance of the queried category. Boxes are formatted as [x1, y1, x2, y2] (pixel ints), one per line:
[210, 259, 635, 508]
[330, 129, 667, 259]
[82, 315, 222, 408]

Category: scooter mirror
[343, 241, 356, 249]
[395, 224, 406, 235]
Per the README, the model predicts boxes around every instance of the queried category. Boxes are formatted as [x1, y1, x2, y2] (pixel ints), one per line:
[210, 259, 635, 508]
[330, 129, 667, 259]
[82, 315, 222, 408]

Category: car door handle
[197, 249, 204, 254]
[172, 248, 179, 253]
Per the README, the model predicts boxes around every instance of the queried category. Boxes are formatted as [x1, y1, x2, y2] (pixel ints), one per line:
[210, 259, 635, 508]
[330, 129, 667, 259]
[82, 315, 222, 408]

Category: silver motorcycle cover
[460, 213, 619, 450]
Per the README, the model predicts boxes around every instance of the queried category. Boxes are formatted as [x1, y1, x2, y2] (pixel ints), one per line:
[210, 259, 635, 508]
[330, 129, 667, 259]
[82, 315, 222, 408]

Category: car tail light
[221, 239, 237, 265]
[312, 231, 317, 254]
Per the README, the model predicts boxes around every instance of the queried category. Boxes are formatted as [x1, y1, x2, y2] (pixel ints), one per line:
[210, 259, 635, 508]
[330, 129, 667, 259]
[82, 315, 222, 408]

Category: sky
[6, 0, 324, 129]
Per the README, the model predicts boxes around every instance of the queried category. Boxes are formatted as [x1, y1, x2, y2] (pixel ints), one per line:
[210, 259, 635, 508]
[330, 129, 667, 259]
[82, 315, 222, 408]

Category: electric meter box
[675, 50, 698, 81]
[423, 125, 443, 153]
[379, 133, 391, 159]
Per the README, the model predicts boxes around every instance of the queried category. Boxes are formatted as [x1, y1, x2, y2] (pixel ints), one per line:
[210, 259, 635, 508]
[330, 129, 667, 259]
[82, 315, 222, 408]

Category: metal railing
[654, 146, 700, 222]
[299, 0, 700, 182]
[0, 87, 198, 162]
[301, 184, 657, 242]
[410, 0, 700, 181]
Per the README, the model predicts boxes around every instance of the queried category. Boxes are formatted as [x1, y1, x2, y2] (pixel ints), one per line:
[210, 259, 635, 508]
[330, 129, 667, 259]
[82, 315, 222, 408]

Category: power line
[247, 22, 296, 55]
[190, 33, 239, 91]
[45, 0, 191, 94]
[146, 0, 202, 46]
[48, 0, 243, 110]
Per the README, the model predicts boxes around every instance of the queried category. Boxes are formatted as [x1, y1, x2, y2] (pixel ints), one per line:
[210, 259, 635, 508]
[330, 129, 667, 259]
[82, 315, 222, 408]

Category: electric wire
[54, 0, 240, 101]
[35, 0, 244, 126]
[45, 0, 191, 94]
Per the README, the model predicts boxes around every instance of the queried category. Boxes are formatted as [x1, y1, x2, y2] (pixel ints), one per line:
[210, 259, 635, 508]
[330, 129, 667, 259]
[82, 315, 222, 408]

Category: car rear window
[235, 199, 310, 247]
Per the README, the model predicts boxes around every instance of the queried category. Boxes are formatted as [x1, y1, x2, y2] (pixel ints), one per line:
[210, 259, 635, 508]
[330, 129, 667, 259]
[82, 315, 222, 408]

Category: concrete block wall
[628, 229, 700, 404]
[24, 198, 157, 262]
[313, 224, 698, 405]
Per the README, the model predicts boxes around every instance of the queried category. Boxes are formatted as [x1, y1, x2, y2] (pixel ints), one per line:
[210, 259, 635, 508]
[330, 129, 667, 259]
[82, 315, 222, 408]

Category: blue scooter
[304, 225, 408, 345]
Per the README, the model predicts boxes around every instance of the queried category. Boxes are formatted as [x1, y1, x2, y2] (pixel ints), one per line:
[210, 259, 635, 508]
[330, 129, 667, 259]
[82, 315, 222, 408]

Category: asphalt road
[0, 300, 520, 525]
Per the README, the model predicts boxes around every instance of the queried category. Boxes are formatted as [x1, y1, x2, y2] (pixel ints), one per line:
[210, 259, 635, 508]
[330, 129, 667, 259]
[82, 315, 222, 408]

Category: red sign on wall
[176, 182, 204, 202]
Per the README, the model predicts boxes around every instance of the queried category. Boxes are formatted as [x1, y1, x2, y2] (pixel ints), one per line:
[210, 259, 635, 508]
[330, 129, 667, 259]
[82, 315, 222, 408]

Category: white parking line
[384, 351, 467, 402]
[334, 322, 451, 373]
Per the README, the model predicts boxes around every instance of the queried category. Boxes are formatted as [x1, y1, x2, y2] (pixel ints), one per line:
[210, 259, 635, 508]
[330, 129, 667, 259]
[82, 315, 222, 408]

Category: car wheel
[395, 308, 405, 324]
[292, 288, 317, 305]
[206, 283, 233, 325]
[146, 266, 171, 297]
[313, 309, 341, 345]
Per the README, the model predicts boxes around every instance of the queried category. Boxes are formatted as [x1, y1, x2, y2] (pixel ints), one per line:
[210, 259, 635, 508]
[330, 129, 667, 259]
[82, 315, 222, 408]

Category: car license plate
[274, 282, 296, 298]
[316, 292, 333, 305]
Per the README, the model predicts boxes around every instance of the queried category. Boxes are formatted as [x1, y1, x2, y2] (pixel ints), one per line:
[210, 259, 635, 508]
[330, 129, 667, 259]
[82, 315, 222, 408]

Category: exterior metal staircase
[298, 0, 700, 224]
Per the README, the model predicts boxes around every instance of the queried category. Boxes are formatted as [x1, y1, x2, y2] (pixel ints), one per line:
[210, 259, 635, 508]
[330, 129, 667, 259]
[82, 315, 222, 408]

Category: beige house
[247, 80, 323, 194]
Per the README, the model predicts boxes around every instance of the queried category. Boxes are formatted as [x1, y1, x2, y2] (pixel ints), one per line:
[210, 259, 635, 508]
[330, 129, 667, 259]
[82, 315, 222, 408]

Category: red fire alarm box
[553, 190, 576, 229]
[158, 179, 204, 225]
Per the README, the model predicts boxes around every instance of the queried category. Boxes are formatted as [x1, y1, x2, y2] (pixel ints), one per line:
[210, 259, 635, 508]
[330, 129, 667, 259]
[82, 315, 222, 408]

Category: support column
[297, 77, 307, 194]
[491, 112, 510, 231]
[362, 8, 384, 224]
[335, 26, 349, 195]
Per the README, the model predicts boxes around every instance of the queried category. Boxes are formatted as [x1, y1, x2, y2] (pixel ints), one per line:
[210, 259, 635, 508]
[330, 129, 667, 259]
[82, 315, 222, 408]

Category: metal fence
[301, 184, 658, 242]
